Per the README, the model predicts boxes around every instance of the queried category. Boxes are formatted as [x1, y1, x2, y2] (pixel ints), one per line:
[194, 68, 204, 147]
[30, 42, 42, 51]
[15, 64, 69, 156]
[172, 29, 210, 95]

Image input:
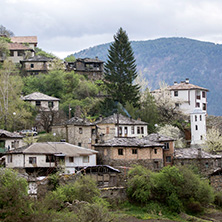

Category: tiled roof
[94, 137, 164, 148]
[21, 55, 53, 62]
[11, 36, 37, 44]
[0, 129, 23, 138]
[168, 82, 209, 91]
[174, 148, 221, 159]
[77, 58, 104, 63]
[7, 142, 98, 156]
[96, 114, 148, 125]
[66, 117, 93, 126]
[145, 133, 175, 142]
[8, 43, 33, 51]
[22, 92, 60, 101]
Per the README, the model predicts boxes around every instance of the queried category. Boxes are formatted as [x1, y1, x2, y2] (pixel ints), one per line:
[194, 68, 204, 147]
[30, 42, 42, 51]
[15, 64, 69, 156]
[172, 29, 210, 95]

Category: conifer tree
[104, 27, 140, 106]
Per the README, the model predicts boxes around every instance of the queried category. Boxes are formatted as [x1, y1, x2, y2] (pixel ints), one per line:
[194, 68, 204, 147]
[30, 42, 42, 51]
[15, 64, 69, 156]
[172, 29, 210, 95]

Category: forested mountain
[73, 37, 222, 116]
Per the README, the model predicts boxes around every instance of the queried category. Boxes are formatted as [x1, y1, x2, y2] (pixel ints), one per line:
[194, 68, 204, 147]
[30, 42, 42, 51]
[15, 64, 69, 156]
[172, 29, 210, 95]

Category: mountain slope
[73, 37, 222, 116]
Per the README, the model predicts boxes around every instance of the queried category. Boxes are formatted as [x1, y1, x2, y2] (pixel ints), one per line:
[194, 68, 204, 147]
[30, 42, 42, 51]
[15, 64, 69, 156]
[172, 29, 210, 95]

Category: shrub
[214, 191, 222, 207]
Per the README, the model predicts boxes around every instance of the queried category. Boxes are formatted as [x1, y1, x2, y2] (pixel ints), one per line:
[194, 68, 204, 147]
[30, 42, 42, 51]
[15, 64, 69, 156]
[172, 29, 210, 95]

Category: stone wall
[210, 175, 222, 192]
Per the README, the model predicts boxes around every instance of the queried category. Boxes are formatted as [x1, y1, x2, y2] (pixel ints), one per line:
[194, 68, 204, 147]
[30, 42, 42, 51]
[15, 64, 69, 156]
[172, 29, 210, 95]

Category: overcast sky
[1, 0, 222, 58]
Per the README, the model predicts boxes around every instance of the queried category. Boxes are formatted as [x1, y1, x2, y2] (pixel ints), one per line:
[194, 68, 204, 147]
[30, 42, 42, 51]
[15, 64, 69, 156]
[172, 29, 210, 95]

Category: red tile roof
[11, 36, 37, 44]
[168, 82, 209, 91]
[8, 43, 33, 51]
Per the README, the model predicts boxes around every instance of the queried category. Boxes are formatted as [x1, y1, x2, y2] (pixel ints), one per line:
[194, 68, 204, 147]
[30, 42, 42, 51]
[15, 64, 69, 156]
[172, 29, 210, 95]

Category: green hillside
[73, 37, 222, 116]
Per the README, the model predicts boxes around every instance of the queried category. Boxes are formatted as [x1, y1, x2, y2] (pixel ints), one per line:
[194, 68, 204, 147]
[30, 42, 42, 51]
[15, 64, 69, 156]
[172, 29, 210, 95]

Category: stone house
[94, 137, 164, 170]
[145, 133, 175, 166]
[20, 55, 54, 76]
[52, 117, 96, 149]
[5, 142, 98, 175]
[96, 113, 148, 142]
[7, 43, 35, 64]
[65, 57, 104, 80]
[152, 78, 209, 115]
[174, 147, 222, 176]
[0, 129, 25, 154]
[11, 36, 38, 49]
[22, 92, 60, 111]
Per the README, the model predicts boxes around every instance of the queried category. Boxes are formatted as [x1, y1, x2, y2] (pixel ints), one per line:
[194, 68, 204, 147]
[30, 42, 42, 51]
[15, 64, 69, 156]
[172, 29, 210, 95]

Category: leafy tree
[35, 47, 56, 58]
[104, 27, 140, 106]
[204, 127, 222, 153]
[0, 169, 30, 221]
[0, 38, 9, 61]
[64, 54, 76, 62]
[0, 61, 34, 130]
[0, 25, 14, 37]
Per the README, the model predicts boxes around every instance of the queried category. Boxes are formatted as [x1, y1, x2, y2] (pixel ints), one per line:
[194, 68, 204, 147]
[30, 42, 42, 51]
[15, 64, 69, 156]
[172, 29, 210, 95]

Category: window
[106, 127, 109, 134]
[132, 149, 137, 154]
[92, 129, 96, 135]
[124, 127, 128, 135]
[11, 141, 15, 149]
[0, 140, 5, 148]
[79, 128, 83, 134]
[200, 135, 203, 140]
[200, 115, 202, 121]
[18, 51, 24, 56]
[48, 101, 54, 108]
[119, 127, 122, 135]
[30, 63, 34, 68]
[195, 115, 197, 121]
[203, 103, 206, 111]
[29, 157, 36, 164]
[195, 125, 198, 131]
[83, 156, 89, 163]
[166, 156, 172, 163]
[205, 162, 209, 168]
[10, 51, 14, 56]
[154, 149, 157, 154]
[141, 127, 144, 134]
[36, 101, 41, 107]
[175, 103, 179, 108]
[131, 126, 134, 134]
[174, 91, 178, 97]
[196, 91, 200, 100]
[69, 157, 74, 162]
[137, 127, 140, 134]
[196, 102, 200, 108]
[46, 155, 55, 162]
[118, 149, 123, 155]
[78, 142, 82, 147]
[8, 155, 12, 163]
[202, 91, 206, 98]
[164, 142, 169, 150]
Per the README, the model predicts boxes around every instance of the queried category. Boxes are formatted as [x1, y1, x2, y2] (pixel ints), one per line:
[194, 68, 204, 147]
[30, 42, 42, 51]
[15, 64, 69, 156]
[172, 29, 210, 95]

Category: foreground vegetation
[1, 166, 222, 222]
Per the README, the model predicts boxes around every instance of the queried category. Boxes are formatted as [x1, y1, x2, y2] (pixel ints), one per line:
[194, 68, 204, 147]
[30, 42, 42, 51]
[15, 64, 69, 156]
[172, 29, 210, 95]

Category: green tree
[0, 25, 14, 37]
[64, 54, 76, 62]
[104, 27, 140, 106]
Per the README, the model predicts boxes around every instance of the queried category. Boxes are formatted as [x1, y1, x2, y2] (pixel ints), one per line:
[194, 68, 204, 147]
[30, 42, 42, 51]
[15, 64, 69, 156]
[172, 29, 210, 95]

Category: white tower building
[190, 108, 206, 146]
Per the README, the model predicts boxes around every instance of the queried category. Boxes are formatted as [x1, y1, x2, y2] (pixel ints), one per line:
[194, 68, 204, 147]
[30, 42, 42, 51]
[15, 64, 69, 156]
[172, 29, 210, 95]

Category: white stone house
[5, 142, 98, 174]
[22, 92, 60, 111]
[190, 108, 206, 146]
[152, 79, 209, 115]
[0, 129, 25, 154]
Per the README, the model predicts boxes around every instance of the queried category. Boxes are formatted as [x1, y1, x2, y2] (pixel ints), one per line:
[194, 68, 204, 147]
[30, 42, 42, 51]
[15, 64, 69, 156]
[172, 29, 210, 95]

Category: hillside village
[1, 29, 222, 221]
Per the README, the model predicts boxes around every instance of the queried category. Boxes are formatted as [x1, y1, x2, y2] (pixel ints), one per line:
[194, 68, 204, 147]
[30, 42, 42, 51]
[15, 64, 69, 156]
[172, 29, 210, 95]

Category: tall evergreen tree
[104, 27, 140, 106]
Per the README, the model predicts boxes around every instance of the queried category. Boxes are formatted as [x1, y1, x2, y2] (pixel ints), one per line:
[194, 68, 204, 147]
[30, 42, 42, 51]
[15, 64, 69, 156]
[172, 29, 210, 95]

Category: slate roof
[21, 55, 53, 62]
[77, 57, 104, 63]
[8, 43, 33, 51]
[96, 113, 148, 125]
[66, 117, 93, 126]
[11, 36, 38, 44]
[167, 82, 209, 91]
[0, 129, 23, 139]
[22, 92, 60, 101]
[94, 137, 164, 148]
[145, 133, 175, 142]
[6, 142, 98, 156]
[174, 148, 221, 159]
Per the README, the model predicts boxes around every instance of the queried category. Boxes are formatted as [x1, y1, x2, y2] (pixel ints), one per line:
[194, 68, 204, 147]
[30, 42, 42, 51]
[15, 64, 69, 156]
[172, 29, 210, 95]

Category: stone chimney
[185, 78, 189, 84]
[174, 81, 178, 85]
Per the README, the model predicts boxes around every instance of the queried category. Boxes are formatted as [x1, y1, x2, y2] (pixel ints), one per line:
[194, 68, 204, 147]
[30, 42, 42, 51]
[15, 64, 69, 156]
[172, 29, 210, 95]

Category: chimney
[174, 81, 178, 85]
[185, 78, 189, 84]
[99, 114, 103, 121]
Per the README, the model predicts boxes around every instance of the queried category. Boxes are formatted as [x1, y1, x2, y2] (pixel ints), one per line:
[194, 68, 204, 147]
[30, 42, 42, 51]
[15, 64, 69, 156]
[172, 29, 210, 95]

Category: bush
[185, 199, 203, 214]
[214, 191, 222, 207]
